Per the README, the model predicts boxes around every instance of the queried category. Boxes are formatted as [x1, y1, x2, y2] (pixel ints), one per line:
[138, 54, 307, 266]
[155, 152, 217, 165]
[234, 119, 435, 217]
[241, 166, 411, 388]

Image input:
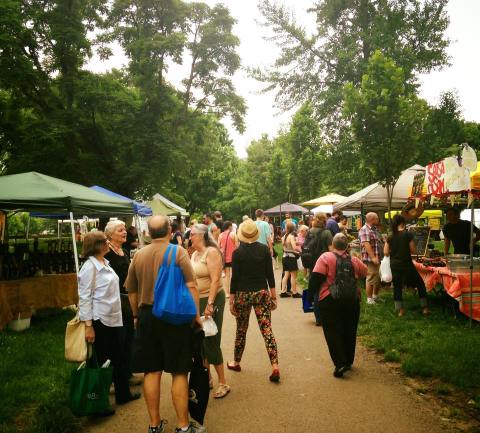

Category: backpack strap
[162, 244, 175, 267]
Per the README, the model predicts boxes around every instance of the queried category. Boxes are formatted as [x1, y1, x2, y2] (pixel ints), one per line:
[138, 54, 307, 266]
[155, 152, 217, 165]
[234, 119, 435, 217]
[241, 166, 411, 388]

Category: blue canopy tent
[90, 186, 152, 217]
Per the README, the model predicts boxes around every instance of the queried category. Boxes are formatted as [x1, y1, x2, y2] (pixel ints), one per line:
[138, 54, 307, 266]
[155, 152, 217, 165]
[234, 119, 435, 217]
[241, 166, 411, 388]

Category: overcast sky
[87, 0, 480, 158]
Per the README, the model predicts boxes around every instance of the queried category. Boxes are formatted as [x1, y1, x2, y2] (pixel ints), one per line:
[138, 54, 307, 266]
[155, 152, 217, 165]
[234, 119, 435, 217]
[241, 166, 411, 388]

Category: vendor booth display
[409, 144, 479, 323]
[0, 172, 135, 330]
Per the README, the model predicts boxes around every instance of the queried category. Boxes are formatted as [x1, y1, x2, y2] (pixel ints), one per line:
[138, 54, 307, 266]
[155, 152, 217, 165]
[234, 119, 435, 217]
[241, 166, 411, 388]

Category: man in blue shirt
[326, 211, 342, 236]
[255, 209, 273, 253]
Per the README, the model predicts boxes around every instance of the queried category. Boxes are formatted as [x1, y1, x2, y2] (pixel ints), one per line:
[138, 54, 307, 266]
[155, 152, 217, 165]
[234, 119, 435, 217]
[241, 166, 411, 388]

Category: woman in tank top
[190, 224, 230, 399]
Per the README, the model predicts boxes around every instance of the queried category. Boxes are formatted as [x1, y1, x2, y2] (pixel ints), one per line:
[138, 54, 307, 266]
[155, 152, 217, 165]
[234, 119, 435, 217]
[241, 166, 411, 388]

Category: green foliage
[344, 51, 429, 200]
[358, 290, 480, 390]
[0, 310, 82, 433]
[0, 0, 245, 215]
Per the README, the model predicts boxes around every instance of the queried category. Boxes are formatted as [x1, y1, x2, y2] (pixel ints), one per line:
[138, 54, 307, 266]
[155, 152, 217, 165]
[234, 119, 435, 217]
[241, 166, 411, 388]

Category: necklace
[108, 241, 124, 256]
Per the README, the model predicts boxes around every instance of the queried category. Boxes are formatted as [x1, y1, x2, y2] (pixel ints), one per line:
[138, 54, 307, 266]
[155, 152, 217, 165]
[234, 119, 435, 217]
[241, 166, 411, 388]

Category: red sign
[426, 161, 446, 196]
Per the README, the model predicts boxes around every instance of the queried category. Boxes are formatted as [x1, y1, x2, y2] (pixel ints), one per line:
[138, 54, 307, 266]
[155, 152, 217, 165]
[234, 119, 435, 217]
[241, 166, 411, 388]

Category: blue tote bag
[152, 244, 197, 325]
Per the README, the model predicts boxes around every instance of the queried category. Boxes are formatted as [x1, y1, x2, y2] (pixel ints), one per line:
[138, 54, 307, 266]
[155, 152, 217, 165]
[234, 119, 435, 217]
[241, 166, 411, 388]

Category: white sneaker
[366, 298, 376, 305]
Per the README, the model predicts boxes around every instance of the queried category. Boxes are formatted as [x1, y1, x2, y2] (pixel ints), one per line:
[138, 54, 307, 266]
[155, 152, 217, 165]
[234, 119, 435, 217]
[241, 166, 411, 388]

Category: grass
[0, 309, 83, 433]
[358, 288, 480, 392]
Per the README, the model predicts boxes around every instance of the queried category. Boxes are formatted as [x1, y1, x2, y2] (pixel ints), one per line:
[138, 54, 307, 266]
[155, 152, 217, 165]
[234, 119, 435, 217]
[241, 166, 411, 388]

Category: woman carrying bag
[190, 224, 230, 399]
[78, 231, 140, 412]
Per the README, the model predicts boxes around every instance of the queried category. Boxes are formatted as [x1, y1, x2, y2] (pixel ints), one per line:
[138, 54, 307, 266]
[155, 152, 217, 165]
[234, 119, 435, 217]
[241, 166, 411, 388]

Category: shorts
[366, 262, 381, 288]
[282, 256, 298, 272]
[132, 307, 193, 374]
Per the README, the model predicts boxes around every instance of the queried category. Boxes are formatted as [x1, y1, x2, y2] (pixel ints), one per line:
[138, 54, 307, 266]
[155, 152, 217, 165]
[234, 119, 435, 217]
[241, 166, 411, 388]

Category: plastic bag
[200, 316, 218, 337]
[380, 256, 392, 283]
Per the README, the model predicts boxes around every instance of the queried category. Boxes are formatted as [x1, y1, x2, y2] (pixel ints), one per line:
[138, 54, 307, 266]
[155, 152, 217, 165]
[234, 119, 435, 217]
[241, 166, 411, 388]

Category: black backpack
[301, 229, 324, 269]
[329, 254, 358, 304]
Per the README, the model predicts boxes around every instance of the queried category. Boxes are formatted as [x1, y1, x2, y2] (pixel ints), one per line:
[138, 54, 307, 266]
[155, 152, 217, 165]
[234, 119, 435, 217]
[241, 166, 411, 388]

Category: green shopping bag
[69, 345, 113, 416]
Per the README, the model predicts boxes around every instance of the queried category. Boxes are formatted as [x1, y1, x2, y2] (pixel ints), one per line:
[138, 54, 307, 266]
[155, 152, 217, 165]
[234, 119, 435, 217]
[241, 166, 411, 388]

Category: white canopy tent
[333, 165, 425, 212]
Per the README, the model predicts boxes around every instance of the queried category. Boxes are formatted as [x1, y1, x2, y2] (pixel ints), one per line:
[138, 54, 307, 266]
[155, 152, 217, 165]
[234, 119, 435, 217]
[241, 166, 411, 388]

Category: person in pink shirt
[218, 221, 238, 297]
[308, 233, 367, 378]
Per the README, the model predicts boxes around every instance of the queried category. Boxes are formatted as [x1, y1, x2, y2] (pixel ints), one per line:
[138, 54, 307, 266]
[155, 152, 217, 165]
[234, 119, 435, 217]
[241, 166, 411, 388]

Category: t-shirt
[388, 231, 413, 269]
[443, 220, 480, 254]
[312, 251, 368, 301]
[326, 218, 340, 236]
[255, 220, 272, 246]
[125, 238, 195, 307]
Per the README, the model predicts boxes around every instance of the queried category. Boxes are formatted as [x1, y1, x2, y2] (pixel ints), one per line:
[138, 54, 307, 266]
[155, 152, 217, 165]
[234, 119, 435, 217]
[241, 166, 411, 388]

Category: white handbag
[65, 267, 96, 362]
[380, 256, 393, 283]
[200, 316, 218, 337]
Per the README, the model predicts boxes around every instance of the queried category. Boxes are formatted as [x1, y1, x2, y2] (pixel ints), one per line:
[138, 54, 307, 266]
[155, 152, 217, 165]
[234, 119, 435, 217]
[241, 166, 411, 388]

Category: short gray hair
[104, 220, 126, 238]
[332, 233, 348, 251]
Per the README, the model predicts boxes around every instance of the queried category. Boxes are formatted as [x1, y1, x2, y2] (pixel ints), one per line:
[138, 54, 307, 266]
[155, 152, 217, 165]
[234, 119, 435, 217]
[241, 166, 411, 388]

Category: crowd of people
[77, 204, 480, 433]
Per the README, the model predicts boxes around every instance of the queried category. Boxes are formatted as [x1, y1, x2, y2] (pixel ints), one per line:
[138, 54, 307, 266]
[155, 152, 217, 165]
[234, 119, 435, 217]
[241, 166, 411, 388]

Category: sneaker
[333, 366, 347, 378]
[175, 422, 207, 433]
[366, 298, 376, 305]
[279, 292, 290, 298]
[292, 293, 302, 298]
[372, 297, 384, 304]
[149, 420, 168, 433]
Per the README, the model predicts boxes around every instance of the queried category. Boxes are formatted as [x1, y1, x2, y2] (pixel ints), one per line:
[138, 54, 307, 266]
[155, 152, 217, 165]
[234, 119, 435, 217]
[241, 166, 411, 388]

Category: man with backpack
[308, 233, 367, 378]
[302, 213, 333, 325]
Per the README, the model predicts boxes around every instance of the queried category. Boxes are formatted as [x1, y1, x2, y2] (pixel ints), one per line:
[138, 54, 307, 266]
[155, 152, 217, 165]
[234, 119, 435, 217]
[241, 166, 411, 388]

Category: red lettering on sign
[427, 161, 446, 196]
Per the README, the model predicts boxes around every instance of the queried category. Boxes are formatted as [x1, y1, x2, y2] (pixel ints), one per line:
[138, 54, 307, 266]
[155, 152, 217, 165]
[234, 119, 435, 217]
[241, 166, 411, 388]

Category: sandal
[213, 384, 230, 399]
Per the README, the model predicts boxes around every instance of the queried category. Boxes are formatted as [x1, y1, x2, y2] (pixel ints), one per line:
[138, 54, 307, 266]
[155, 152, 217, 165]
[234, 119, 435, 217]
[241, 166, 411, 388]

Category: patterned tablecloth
[0, 273, 78, 330]
[413, 261, 480, 322]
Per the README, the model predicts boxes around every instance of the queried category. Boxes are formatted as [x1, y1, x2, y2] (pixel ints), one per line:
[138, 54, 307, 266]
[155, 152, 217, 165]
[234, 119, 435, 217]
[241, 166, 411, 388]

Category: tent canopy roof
[0, 172, 135, 215]
[264, 202, 309, 216]
[334, 165, 425, 212]
[90, 186, 152, 217]
[148, 193, 189, 216]
[301, 193, 346, 207]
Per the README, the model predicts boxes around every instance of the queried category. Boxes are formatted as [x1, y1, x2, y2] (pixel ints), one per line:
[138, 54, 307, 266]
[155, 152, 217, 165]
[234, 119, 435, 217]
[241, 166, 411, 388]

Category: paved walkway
[86, 270, 456, 433]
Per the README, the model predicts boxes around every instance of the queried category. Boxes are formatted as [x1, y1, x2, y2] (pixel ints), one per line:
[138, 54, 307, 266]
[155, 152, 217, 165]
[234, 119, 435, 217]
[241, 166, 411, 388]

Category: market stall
[0, 172, 135, 330]
[148, 193, 189, 217]
[409, 144, 480, 323]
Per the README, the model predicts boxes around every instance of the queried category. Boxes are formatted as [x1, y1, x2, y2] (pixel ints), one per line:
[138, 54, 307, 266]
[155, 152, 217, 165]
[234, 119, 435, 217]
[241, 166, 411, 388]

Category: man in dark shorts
[443, 207, 480, 255]
[126, 215, 204, 433]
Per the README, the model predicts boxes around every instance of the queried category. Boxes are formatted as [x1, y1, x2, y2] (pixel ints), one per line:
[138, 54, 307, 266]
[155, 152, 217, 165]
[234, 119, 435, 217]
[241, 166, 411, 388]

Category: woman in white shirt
[78, 231, 140, 409]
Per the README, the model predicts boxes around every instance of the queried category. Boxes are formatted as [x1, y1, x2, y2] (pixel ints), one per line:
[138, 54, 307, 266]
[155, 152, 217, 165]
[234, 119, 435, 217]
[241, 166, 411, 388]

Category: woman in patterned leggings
[227, 219, 280, 382]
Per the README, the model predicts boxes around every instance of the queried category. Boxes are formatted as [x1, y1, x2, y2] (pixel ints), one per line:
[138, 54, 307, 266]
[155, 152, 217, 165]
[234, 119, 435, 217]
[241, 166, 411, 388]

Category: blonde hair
[104, 220, 126, 239]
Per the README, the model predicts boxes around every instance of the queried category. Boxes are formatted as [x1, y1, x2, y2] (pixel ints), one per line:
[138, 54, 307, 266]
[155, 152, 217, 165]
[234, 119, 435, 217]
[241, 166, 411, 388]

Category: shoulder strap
[162, 244, 174, 266]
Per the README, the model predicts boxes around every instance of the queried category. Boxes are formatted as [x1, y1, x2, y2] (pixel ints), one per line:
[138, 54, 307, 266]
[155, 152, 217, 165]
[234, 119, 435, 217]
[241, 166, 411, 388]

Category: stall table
[414, 261, 480, 322]
[0, 274, 78, 330]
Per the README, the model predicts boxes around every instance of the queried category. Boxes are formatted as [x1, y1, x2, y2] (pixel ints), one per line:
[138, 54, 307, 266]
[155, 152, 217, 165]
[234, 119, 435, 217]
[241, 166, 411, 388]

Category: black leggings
[391, 265, 427, 306]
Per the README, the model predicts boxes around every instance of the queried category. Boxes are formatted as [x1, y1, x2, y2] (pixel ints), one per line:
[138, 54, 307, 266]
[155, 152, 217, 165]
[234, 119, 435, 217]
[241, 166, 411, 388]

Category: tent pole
[136, 215, 145, 248]
[469, 205, 474, 328]
[69, 212, 79, 274]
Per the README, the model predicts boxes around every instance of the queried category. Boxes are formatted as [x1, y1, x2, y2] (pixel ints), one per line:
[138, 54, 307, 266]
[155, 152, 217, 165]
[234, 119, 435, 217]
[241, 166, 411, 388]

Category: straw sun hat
[237, 219, 259, 244]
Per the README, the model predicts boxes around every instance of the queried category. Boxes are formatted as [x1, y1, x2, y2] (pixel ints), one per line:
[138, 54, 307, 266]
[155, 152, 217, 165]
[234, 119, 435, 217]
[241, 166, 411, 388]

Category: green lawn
[0, 309, 82, 433]
[358, 288, 480, 407]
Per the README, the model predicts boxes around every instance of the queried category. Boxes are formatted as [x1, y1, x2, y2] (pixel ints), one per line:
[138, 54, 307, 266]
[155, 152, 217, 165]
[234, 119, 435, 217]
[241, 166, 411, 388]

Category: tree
[344, 51, 428, 213]
[254, 0, 449, 139]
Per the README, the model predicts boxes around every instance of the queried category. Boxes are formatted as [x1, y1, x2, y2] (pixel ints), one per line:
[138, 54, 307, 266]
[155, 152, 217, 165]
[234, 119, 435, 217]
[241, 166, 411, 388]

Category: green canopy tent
[148, 193, 189, 217]
[0, 172, 135, 272]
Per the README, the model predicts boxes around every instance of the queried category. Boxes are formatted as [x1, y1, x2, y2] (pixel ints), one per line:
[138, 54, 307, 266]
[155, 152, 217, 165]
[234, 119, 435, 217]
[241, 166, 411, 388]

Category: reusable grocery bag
[153, 244, 197, 325]
[380, 256, 392, 283]
[189, 327, 209, 425]
[69, 346, 113, 416]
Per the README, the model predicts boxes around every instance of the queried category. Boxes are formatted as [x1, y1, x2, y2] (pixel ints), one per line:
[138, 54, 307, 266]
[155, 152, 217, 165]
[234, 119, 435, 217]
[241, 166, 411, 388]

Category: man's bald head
[148, 215, 170, 239]
[366, 212, 379, 225]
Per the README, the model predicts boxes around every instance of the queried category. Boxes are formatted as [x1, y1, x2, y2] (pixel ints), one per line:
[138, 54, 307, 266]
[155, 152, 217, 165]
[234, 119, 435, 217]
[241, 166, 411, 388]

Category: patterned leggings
[233, 290, 278, 365]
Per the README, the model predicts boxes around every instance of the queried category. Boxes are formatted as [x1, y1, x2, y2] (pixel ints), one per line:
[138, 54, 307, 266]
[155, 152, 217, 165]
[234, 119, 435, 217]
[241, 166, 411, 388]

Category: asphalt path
[86, 269, 456, 433]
